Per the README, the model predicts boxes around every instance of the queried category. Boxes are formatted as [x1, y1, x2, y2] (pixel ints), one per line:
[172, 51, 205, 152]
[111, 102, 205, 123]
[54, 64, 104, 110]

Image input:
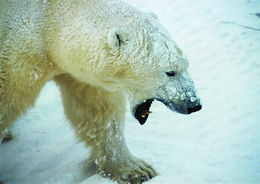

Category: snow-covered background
[1, 0, 260, 183]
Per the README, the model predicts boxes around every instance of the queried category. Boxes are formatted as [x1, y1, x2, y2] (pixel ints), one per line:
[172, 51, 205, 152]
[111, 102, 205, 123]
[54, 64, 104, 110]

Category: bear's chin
[133, 99, 154, 125]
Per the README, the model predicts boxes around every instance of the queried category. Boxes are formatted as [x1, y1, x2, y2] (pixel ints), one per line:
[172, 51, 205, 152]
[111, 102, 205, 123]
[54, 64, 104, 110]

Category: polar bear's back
[0, 0, 47, 65]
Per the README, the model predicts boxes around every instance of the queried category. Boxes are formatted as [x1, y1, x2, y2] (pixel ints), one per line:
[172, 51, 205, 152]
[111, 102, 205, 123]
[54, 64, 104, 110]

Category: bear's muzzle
[133, 98, 202, 125]
[158, 98, 202, 115]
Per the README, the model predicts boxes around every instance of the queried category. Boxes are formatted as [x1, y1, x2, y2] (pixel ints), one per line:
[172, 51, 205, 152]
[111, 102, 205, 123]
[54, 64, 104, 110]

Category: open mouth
[133, 98, 202, 125]
[133, 99, 154, 125]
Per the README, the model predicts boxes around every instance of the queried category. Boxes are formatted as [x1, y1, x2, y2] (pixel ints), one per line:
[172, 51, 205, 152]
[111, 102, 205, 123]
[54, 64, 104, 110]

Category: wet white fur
[0, 0, 199, 182]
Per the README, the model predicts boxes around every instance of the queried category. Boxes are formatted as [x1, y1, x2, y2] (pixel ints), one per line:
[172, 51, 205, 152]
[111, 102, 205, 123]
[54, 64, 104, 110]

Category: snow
[1, 0, 260, 183]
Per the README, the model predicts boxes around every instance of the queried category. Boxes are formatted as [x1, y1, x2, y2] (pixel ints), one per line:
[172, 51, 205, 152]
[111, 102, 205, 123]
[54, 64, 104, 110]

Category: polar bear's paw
[98, 157, 157, 184]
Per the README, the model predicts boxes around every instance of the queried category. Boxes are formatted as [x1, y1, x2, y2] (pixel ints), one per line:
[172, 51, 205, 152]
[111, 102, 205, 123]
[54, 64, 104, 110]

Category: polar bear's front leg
[92, 118, 157, 183]
[55, 74, 157, 183]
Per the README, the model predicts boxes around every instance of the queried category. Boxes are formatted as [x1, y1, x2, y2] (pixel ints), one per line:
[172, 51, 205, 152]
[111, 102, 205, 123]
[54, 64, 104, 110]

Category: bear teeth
[141, 111, 153, 118]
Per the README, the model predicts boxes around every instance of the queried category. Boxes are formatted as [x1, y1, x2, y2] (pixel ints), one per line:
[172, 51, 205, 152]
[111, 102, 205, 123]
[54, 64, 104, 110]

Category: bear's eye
[166, 71, 176, 77]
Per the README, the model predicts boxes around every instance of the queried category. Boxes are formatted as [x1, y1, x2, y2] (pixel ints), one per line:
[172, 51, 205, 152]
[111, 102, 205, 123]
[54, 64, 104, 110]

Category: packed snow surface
[1, 0, 260, 183]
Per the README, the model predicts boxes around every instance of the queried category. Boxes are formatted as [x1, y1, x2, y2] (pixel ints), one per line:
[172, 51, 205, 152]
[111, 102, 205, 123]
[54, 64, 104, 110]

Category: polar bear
[0, 0, 202, 183]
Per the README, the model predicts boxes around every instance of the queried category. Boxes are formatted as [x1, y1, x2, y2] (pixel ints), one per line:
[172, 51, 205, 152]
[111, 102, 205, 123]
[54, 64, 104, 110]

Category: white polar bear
[0, 0, 201, 183]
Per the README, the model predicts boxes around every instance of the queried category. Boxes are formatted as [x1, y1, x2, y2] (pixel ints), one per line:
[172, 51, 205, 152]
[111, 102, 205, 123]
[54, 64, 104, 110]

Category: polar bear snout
[175, 100, 202, 114]
[187, 102, 202, 114]
[133, 97, 202, 125]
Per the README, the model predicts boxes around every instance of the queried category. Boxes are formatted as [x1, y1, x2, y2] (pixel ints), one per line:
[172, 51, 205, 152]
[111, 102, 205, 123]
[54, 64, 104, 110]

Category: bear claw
[99, 157, 157, 184]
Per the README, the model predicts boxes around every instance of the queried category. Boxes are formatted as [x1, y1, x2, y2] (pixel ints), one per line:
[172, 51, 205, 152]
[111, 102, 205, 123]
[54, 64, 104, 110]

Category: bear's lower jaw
[133, 99, 154, 125]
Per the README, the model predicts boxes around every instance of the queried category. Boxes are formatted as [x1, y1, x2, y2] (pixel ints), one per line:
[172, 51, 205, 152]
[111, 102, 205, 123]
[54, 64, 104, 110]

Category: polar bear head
[50, 5, 202, 125]
[102, 13, 202, 124]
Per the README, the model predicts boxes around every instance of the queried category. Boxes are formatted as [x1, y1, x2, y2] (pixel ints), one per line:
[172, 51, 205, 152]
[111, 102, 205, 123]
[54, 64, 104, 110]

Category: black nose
[187, 104, 202, 114]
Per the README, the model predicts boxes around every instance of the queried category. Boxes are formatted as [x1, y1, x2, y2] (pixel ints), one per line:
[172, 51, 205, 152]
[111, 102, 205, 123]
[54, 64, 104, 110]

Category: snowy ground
[1, 0, 260, 183]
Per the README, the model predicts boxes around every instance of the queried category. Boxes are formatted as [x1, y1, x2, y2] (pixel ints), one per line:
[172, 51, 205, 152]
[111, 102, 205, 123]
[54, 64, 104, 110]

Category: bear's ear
[107, 28, 126, 50]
